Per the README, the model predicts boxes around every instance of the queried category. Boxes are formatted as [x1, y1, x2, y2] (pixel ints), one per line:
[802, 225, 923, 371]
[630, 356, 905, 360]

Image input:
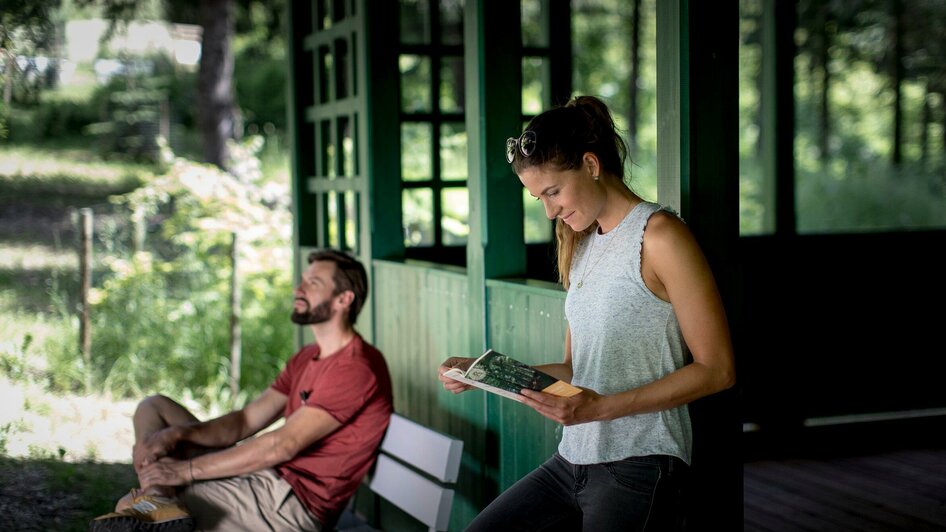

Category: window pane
[440, 56, 465, 113]
[400, 54, 432, 113]
[400, 0, 431, 45]
[738, 0, 771, 235]
[572, 0, 657, 202]
[344, 190, 358, 253]
[522, 56, 547, 116]
[335, 38, 348, 100]
[441, 122, 467, 181]
[441, 187, 469, 245]
[320, 120, 335, 178]
[401, 123, 432, 181]
[338, 116, 354, 177]
[318, 46, 332, 103]
[326, 191, 339, 247]
[317, 0, 331, 30]
[794, 0, 946, 232]
[440, 0, 464, 45]
[403, 188, 434, 246]
[523, 188, 552, 243]
[521, 0, 548, 47]
[332, 0, 346, 22]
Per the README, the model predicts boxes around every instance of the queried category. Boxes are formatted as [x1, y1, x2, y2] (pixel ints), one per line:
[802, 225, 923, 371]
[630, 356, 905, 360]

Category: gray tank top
[559, 201, 692, 465]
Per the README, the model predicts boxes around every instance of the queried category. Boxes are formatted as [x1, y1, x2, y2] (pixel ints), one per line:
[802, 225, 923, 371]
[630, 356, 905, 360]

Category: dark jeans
[467, 453, 687, 532]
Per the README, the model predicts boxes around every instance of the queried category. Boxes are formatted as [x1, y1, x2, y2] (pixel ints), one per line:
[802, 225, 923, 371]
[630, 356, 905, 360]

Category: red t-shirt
[270, 334, 393, 526]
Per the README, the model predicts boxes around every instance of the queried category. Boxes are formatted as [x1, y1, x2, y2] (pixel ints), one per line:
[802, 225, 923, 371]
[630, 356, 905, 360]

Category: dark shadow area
[743, 418, 946, 531]
[743, 416, 946, 463]
[0, 457, 136, 532]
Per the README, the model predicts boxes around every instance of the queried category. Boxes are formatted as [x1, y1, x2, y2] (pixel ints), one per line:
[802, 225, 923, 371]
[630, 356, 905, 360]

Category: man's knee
[136, 394, 175, 416]
[135, 394, 200, 428]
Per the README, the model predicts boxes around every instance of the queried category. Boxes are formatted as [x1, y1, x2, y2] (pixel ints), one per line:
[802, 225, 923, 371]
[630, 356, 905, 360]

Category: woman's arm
[520, 213, 735, 424]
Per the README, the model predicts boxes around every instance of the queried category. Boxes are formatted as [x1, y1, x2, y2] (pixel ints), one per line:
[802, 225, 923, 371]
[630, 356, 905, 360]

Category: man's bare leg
[115, 395, 201, 509]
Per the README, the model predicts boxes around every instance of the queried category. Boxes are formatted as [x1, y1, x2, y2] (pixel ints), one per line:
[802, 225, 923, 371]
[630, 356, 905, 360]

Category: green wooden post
[363, 0, 402, 263]
[464, 0, 526, 348]
[464, 0, 526, 504]
[287, 0, 315, 349]
[658, 1, 741, 528]
[772, 0, 797, 237]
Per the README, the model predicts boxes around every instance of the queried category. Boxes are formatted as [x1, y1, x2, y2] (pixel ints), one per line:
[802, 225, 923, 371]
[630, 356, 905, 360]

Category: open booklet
[443, 349, 582, 403]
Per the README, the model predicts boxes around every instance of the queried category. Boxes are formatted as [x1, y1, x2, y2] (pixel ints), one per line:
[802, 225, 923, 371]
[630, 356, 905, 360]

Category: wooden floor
[743, 421, 946, 531]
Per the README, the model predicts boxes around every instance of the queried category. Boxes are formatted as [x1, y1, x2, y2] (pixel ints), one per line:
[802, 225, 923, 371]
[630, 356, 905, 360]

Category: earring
[593, 174, 599, 181]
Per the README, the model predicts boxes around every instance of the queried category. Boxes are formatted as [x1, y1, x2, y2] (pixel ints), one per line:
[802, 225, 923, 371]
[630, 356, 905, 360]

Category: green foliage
[796, 161, 946, 233]
[77, 137, 294, 406]
[0, 101, 7, 141]
[82, 54, 190, 163]
[234, 1, 288, 132]
[234, 47, 287, 132]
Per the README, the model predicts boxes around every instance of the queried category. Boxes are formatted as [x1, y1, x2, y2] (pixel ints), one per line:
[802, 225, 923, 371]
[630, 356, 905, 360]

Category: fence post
[132, 205, 146, 253]
[229, 232, 242, 405]
[79, 208, 93, 392]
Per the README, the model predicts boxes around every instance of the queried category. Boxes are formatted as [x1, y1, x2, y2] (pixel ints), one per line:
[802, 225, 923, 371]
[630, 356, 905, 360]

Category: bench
[337, 413, 464, 532]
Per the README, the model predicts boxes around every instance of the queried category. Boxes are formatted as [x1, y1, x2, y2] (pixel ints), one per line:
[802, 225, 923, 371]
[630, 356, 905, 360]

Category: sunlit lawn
[0, 141, 153, 529]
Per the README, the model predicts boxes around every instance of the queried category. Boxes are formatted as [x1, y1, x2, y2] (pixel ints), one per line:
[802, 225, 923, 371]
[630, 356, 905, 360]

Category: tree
[196, 0, 239, 169]
[80, 0, 241, 171]
[0, 0, 59, 106]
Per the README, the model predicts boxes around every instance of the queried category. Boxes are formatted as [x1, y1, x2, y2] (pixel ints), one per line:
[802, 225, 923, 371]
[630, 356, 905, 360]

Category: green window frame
[399, 0, 469, 266]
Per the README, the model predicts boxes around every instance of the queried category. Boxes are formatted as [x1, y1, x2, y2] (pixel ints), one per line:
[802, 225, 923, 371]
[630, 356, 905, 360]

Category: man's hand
[133, 426, 183, 472]
[518, 387, 603, 426]
[438, 357, 477, 394]
[138, 457, 191, 489]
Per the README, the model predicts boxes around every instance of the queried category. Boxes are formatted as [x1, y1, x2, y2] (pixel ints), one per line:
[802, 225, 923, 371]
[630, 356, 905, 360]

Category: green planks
[372, 260, 483, 530]
[486, 279, 567, 490]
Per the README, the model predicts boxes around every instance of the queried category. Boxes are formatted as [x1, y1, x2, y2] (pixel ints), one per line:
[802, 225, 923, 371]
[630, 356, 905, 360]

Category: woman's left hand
[518, 387, 607, 425]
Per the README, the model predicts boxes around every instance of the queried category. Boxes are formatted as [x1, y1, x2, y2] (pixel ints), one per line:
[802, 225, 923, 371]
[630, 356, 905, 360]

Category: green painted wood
[288, 0, 317, 349]
[772, 0, 797, 236]
[486, 280, 567, 489]
[463, 0, 527, 511]
[656, 0, 683, 212]
[362, 0, 403, 262]
[464, 0, 526, 284]
[288, 0, 318, 249]
[548, 0, 573, 106]
[372, 260, 484, 531]
[658, 2, 741, 528]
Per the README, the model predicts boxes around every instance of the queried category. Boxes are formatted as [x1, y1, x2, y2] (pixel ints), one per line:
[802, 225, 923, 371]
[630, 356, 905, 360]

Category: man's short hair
[307, 249, 368, 325]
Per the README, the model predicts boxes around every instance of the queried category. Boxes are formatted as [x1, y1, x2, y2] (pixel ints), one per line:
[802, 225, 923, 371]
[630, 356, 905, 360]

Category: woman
[438, 96, 735, 531]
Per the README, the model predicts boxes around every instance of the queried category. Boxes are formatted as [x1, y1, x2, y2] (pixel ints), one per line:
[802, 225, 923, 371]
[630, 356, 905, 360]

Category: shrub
[61, 137, 294, 408]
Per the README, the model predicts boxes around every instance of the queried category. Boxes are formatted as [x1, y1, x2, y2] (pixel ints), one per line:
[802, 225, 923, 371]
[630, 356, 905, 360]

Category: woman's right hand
[438, 356, 476, 394]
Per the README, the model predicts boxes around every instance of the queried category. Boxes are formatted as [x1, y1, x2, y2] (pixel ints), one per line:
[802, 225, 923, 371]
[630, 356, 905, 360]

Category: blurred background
[1, 0, 945, 529]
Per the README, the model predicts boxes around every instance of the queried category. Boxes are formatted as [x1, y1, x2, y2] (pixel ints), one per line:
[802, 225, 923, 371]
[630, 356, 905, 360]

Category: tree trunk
[3, 50, 15, 106]
[941, 90, 946, 188]
[818, 6, 831, 162]
[198, 0, 239, 170]
[628, 0, 641, 156]
[920, 85, 929, 169]
[891, 0, 903, 165]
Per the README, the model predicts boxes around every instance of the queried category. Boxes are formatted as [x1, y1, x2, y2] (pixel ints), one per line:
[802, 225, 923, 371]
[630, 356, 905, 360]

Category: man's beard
[291, 298, 333, 325]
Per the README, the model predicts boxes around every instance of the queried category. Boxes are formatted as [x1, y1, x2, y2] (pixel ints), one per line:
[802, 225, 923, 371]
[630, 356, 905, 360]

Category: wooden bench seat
[337, 413, 464, 532]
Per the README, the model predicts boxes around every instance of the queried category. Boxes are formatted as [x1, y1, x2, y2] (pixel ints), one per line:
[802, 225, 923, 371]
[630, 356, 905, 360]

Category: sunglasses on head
[505, 130, 537, 164]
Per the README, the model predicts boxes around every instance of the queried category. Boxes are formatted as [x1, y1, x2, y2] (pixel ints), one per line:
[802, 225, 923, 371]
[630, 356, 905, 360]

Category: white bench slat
[379, 414, 463, 483]
[368, 454, 455, 531]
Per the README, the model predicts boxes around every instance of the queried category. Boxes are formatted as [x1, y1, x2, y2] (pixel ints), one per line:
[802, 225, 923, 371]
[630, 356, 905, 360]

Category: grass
[0, 142, 156, 197]
[0, 456, 136, 531]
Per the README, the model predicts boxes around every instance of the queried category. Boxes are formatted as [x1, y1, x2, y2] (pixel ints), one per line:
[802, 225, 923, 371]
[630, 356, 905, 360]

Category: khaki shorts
[179, 468, 322, 532]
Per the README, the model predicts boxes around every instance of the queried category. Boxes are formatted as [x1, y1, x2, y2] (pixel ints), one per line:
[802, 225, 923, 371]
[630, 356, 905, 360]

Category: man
[91, 249, 393, 531]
